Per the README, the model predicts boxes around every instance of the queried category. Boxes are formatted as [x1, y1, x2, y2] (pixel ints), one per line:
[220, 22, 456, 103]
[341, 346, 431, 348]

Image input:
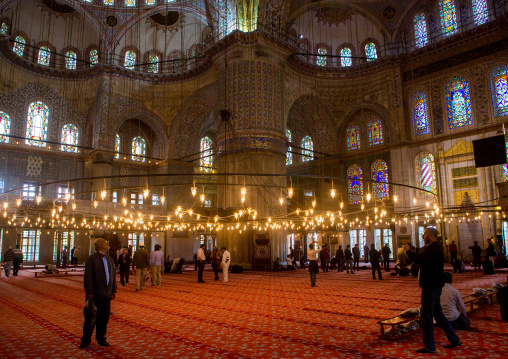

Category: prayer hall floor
[0, 266, 507, 359]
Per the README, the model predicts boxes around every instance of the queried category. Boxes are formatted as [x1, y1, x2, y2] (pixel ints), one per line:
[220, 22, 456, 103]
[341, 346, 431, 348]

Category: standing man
[150, 244, 164, 286]
[448, 241, 458, 263]
[336, 245, 344, 272]
[117, 248, 131, 286]
[197, 244, 206, 283]
[290, 247, 297, 269]
[211, 247, 221, 280]
[3, 246, 14, 277]
[468, 241, 482, 269]
[221, 246, 230, 283]
[405, 228, 461, 354]
[344, 245, 354, 274]
[12, 245, 23, 276]
[352, 244, 360, 271]
[72, 246, 81, 265]
[320, 244, 330, 272]
[308, 242, 321, 287]
[364, 243, 370, 263]
[369, 244, 383, 280]
[485, 238, 496, 261]
[61, 246, 68, 268]
[80, 238, 116, 349]
[132, 244, 149, 292]
[299, 246, 306, 269]
[382, 244, 391, 272]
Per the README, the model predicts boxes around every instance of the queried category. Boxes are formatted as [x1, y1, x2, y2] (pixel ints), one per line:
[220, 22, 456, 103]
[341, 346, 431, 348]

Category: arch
[61, 124, 79, 152]
[337, 44, 355, 67]
[371, 160, 389, 201]
[314, 43, 331, 67]
[489, 64, 508, 118]
[415, 151, 437, 194]
[411, 90, 430, 136]
[445, 76, 473, 129]
[0, 111, 11, 143]
[64, 49, 77, 70]
[363, 39, 378, 62]
[347, 164, 363, 205]
[123, 49, 137, 70]
[13, 35, 25, 57]
[200, 136, 213, 171]
[26, 101, 49, 147]
[301, 136, 313, 162]
[131, 136, 147, 162]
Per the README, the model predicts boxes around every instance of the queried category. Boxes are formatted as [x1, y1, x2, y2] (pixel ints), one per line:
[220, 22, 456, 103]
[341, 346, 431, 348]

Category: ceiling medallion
[38, 0, 76, 18]
[383, 6, 396, 21]
[315, 7, 353, 27]
[106, 15, 118, 28]
[146, 11, 185, 33]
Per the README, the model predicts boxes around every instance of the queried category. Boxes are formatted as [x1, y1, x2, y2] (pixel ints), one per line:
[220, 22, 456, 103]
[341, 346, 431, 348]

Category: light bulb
[143, 188, 150, 199]
[200, 193, 205, 203]
[288, 187, 293, 198]
[312, 200, 316, 208]
[366, 193, 371, 202]
[36, 196, 42, 204]
[241, 195, 246, 204]
[160, 196, 166, 204]
[413, 197, 417, 205]
[3, 202, 8, 209]
[279, 197, 284, 206]
[340, 201, 344, 209]
[330, 188, 336, 198]
[16, 199, 22, 206]
[361, 204, 365, 211]
[393, 195, 398, 203]
[93, 201, 98, 208]
[191, 186, 197, 197]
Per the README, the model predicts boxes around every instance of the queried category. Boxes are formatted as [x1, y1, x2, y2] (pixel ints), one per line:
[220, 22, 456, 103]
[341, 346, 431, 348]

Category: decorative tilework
[452, 166, 477, 178]
[453, 177, 479, 189]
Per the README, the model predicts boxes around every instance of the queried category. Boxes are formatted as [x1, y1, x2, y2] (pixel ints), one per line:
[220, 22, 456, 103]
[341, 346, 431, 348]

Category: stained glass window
[473, 0, 488, 26]
[0, 111, 11, 143]
[148, 54, 159, 73]
[38, 46, 50, 66]
[347, 125, 360, 151]
[368, 119, 383, 146]
[65, 51, 76, 70]
[490, 66, 508, 117]
[412, 91, 430, 136]
[286, 129, 292, 165]
[125, 0, 135, 6]
[26, 102, 49, 147]
[61, 124, 78, 153]
[0, 23, 8, 35]
[200, 137, 213, 171]
[115, 134, 120, 159]
[439, 0, 457, 37]
[317, 48, 327, 66]
[145, 0, 155, 4]
[414, 13, 428, 48]
[371, 160, 389, 200]
[104, 0, 114, 5]
[340, 48, 352, 67]
[348, 164, 363, 204]
[499, 139, 508, 182]
[302, 136, 313, 162]
[365, 43, 377, 62]
[446, 76, 473, 129]
[13, 36, 25, 56]
[22, 230, 40, 262]
[131, 136, 146, 162]
[90, 49, 98, 67]
[124, 50, 136, 70]
[416, 152, 437, 194]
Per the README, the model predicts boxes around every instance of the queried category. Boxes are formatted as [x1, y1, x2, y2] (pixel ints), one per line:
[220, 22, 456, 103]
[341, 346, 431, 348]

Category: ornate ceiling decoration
[38, 0, 76, 18]
[315, 6, 353, 27]
[146, 11, 185, 33]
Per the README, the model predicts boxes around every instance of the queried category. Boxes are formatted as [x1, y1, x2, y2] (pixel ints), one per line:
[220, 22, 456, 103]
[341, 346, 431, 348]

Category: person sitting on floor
[440, 272, 471, 330]
[273, 258, 286, 271]
[452, 256, 466, 274]
[392, 248, 411, 276]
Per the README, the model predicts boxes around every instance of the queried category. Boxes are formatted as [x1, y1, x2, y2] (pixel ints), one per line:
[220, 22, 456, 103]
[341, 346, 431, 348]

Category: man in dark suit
[80, 238, 117, 349]
[405, 228, 461, 354]
[352, 244, 360, 271]
[382, 244, 391, 271]
[369, 244, 383, 280]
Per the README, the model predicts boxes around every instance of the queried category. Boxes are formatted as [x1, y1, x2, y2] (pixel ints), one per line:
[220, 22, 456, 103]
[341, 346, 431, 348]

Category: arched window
[0, 111, 11, 143]
[61, 124, 78, 153]
[65, 51, 76, 70]
[317, 48, 327, 66]
[131, 136, 146, 162]
[103, 0, 114, 5]
[26, 102, 49, 147]
[414, 13, 428, 48]
[473, 0, 488, 26]
[301, 136, 313, 162]
[348, 164, 363, 204]
[125, 0, 135, 5]
[148, 54, 159, 73]
[286, 129, 292, 165]
[446, 76, 473, 129]
[439, 0, 458, 36]
[13, 36, 25, 56]
[114, 134, 120, 159]
[200, 137, 213, 171]
[490, 65, 508, 117]
[365, 43, 377, 61]
[416, 152, 437, 194]
[368, 119, 383, 146]
[38, 46, 50, 66]
[412, 91, 430, 136]
[340, 48, 352, 67]
[499, 140, 508, 182]
[145, 0, 155, 4]
[124, 50, 136, 70]
[347, 125, 360, 151]
[89, 49, 98, 67]
[0, 22, 8, 35]
[371, 160, 389, 200]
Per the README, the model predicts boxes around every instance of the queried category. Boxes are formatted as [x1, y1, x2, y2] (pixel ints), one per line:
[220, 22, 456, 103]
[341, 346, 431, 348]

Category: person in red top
[320, 244, 330, 272]
[448, 241, 458, 262]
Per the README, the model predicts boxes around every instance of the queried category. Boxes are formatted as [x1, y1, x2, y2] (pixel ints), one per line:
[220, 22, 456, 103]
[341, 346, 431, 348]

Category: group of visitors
[2, 245, 23, 276]
[197, 244, 230, 283]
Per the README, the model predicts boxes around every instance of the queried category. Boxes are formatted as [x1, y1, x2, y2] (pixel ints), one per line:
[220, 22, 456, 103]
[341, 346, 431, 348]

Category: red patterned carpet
[0, 266, 507, 359]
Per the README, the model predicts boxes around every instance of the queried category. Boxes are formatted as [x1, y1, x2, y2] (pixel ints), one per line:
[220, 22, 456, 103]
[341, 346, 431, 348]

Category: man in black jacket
[80, 238, 117, 349]
[336, 246, 344, 272]
[405, 228, 461, 354]
[369, 244, 383, 280]
[352, 244, 360, 271]
[382, 244, 391, 271]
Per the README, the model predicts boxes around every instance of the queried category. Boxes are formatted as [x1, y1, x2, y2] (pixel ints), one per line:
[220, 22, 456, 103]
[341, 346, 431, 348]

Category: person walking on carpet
[132, 244, 150, 291]
[308, 242, 321, 287]
[150, 244, 164, 286]
[336, 245, 344, 272]
[405, 228, 461, 354]
[352, 244, 360, 271]
[344, 245, 354, 274]
[221, 246, 230, 282]
[197, 244, 206, 283]
[369, 244, 383, 280]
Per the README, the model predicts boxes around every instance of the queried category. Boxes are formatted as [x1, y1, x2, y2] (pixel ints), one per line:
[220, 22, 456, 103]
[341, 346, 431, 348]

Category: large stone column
[214, 37, 289, 268]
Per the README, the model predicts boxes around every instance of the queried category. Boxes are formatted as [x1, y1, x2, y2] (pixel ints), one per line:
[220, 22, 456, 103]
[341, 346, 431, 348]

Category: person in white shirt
[197, 244, 206, 283]
[440, 272, 471, 330]
[287, 255, 295, 270]
[150, 244, 164, 286]
[221, 246, 231, 282]
[307, 242, 321, 287]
